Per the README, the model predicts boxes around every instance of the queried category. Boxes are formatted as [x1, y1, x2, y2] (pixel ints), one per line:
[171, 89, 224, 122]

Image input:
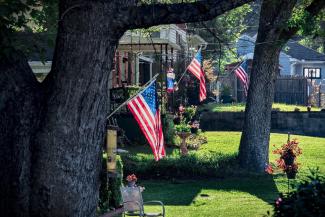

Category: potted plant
[126, 174, 137, 187]
[272, 139, 302, 179]
[175, 123, 191, 155]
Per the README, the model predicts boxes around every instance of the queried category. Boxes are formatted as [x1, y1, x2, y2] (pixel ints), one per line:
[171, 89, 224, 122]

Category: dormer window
[303, 67, 321, 79]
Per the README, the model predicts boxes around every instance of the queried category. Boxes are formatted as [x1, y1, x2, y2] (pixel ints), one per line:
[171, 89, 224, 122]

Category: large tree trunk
[0, 1, 258, 216]
[238, 0, 298, 172]
[29, 2, 125, 216]
[0, 50, 41, 217]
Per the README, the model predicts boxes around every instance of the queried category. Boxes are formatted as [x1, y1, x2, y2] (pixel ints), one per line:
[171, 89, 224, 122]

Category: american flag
[187, 50, 206, 102]
[235, 60, 249, 96]
[127, 80, 165, 161]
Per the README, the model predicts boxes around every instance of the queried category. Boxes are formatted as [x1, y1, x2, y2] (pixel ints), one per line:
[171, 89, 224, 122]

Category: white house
[29, 24, 207, 87]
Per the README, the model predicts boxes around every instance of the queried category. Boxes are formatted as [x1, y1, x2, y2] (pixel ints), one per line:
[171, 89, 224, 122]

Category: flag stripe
[128, 100, 157, 150]
[234, 62, 249, 96]
[187, 50, 207, 102]
[131, 99, 158, 147]
[127, 81, 165, 161]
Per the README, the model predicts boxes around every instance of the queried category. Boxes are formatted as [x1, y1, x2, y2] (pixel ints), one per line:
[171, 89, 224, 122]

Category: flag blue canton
[140, 82, 157, 115]
[195, 51, 203, 64]
[241, 60, 248, 71]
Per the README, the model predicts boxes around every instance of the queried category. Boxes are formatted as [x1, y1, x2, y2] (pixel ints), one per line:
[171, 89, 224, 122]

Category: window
[151, 31, 160, 38]
[303, 67, 321, 79]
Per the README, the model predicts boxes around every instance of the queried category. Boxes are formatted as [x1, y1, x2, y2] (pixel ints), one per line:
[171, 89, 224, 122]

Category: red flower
[272, 139, 302, 174]
[126, 174, 137, 182]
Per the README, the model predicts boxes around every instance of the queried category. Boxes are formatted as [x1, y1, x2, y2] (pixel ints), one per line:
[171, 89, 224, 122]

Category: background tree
[0, 1, 253, 217]
[238, 0, 325, 172]
[188, 4, 252, 73]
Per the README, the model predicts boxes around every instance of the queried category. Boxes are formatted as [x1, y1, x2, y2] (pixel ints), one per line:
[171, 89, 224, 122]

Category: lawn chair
[120, 186, 165, 217]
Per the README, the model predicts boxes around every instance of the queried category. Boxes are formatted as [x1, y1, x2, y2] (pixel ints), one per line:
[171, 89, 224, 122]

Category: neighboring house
[28, 24, 207, 86]
[113, 24, 207, 87]
[237, 34, 325, 83]
[27, 25, 207, 114]
[229, 34, 325, 106]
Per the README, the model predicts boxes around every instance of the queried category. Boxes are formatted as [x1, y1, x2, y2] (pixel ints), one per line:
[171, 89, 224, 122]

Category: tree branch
[119, 0, 253, 29]
[279, 0, 325, 41]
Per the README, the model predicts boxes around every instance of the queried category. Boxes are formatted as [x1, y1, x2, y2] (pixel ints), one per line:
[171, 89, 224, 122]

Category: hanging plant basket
[286, 170, 297, 179]
[283, 154, 295, 166]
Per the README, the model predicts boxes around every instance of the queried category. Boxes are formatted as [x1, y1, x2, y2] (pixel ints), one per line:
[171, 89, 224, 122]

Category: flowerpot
[127, 181, 136, 187]
[286, 171, 297, 179]
[176, 132, 191, 156]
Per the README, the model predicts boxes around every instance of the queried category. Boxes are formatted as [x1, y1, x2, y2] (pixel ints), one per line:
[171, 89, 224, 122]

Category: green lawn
[199, 103, 322, 112]
[126, 132, 325, 217]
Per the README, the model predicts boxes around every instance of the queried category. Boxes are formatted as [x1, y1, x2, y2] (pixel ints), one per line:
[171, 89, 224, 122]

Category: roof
[118, 35, 181, 52]
[284, 40, 325, 61]
[239, 34, 325, 62]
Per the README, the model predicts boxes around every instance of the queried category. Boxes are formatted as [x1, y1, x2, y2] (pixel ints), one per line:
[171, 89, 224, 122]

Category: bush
[98, 154, 123, 213]
[121, 152, 239, 179]
[162, 114, 176, 146]
[220, 85, 234, 103]
[183, 105, 197, 122]
[108, 155, 123, 208]
[272, 169, 325, 217]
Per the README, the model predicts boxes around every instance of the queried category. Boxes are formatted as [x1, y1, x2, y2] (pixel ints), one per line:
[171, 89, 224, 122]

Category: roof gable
[284, 40, 325, 61]
[238, 34, 325, 62]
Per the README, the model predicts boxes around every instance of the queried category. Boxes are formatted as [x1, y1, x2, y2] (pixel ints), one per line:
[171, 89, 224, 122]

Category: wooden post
[106, 128, 117, 173]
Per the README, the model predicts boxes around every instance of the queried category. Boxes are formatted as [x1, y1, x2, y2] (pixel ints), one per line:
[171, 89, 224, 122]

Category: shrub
[175, 123, 191, 133]
[220, 85, 234, 103]
[98, 154, 123, 213]
[98, 153, 109, 212]
[272, 169, 325, 217]
[108, 155, 123, 208]
[121, 152, 239, 179]
[162, 114, 176, 146]
[183, 105, 197, 122]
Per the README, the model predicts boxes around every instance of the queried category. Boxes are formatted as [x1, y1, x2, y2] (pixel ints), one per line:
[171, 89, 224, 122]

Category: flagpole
[106, 73, 160, 120]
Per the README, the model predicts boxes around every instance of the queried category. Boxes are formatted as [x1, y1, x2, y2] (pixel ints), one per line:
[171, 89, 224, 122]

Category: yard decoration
[175, 123, 191, 155]
[272, 138, 302, 179]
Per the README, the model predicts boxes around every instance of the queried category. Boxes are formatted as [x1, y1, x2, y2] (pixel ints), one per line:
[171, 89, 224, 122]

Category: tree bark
[238, 0, 325, 172]
[29, 1, 125, 216]
[238, 0, 298, 172]
[0, 50, 41, 217]
[1, 0, 259, 216]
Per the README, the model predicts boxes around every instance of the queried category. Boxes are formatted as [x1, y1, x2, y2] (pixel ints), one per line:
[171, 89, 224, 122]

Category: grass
[122, 132, 325, 217]
[199, 103, 322, 112]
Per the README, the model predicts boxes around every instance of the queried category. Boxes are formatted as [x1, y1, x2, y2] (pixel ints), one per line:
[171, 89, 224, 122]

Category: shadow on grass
[122, 147, 279, 206]
[141, 175, 278, 206]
